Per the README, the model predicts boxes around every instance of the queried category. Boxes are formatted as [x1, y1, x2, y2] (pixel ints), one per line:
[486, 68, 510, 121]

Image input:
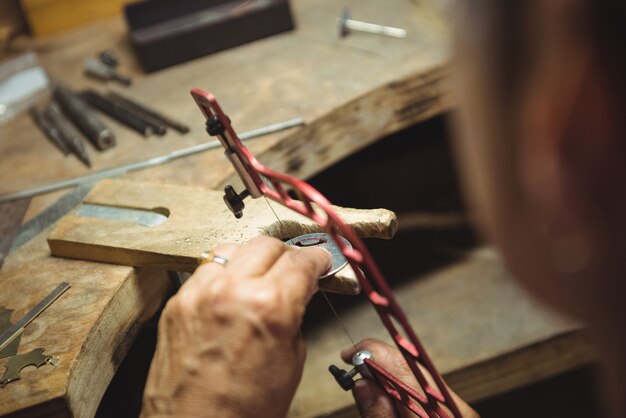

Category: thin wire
[263, 195, 358, 350]
[264, 195, 292, 241]
[320, 289, 358, 350]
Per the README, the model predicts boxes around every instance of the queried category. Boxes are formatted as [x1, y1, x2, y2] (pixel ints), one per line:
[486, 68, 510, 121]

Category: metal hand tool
[103, 92, 167, 136]
[53, 84, 116, 150]
[0, 117, 304, 203]
[107, 91, 190, 134]
[84, 58, 132, 86]
[0, 286, 64, 388]
[191, 90, 461, 418]
[99, 50, 119, 68]
[44, 102, 92, 168]
[29, 107, 70, 156]
[8, 185, 93, 253]
[338, 8, 407, 39]
[0, 282, 70, 353]
[80, 90, 155, 137]
[0, 198, 30, 270]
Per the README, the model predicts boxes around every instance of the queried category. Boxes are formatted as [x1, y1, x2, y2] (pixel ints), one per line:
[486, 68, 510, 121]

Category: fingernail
[353, 379, 375, 408]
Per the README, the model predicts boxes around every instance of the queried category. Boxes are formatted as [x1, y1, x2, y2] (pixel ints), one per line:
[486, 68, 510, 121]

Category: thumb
[352, 378, 399, 418]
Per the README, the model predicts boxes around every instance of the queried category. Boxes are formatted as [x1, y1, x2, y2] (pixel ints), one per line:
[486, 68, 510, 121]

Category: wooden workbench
[0, 0, 454, 218]
[0, 1, 594, 417]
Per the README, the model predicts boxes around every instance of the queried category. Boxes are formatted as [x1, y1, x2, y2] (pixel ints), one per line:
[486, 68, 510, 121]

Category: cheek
[452, 53, 553, 299]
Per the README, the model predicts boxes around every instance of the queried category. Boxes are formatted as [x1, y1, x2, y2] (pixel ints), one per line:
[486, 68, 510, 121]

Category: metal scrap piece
[75, 204, 168, 227]
[0, 348, 55, 387]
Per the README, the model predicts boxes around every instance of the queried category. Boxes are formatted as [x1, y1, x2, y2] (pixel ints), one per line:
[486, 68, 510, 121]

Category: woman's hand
[141, 236, 332, 418]
[341, 339, 479, 418]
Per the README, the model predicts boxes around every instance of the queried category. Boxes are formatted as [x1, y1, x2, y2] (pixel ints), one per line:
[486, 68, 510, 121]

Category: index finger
[267, 246, 333, 304]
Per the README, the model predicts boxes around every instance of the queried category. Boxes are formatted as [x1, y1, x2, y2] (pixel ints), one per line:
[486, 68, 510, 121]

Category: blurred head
[452, 0, 626, 324]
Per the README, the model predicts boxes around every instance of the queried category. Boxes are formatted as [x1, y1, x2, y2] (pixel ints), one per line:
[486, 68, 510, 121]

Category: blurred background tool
[81, 90, 154, 137]
[339, 8, 407, 39]
[44, 102, 92, 168]
[29, 107, 70, 156]
[107, 91, 188, 134]
[53, 84, 116, 150]
[124, 0, 294, 72]
[0, 199, 30, 270]
[99, 50, 119, 68]
[84, 58, 132, 86]
[7, 185, 93, 255]
[101, 91, 167, 136]
[0, 117, 304, 203]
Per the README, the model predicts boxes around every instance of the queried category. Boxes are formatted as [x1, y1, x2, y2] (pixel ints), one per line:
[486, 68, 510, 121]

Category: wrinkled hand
[141, 236, 332, 418]
[341, 339, 479, 418]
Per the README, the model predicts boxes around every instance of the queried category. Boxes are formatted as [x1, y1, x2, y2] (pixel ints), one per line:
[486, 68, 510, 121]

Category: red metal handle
[191, 88, 462, 418]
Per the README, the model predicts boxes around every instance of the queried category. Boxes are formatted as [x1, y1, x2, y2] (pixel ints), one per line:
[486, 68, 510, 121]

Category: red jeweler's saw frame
[191, 89, 461, 418]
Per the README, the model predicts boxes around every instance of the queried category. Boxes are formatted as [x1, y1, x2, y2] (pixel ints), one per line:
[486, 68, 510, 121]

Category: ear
[516, 1, 592, 235]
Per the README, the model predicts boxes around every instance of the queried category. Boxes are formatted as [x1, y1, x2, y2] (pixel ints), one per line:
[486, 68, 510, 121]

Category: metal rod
[107, 91, 190, 134]
[81, 90, 155, 137]
[338, 8, 407, 39]
[105, 92, 168, 136]
[0, 118, 305, 203]
[44, 102, 92, 168]
[344, 19, 407, 38]
[29, 107, 70, 156]
[54, 84, 116, 150]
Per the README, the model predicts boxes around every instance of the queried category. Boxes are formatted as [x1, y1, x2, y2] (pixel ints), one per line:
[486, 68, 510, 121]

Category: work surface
[0, 1, 595, 417]
[0, 0, 454, 218]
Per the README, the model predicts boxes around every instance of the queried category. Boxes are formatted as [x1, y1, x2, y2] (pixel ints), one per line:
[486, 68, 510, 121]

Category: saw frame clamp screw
[328, 350, 373, 391]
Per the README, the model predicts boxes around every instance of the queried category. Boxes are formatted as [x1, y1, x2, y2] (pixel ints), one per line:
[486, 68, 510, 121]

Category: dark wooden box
[124, 0, 294, 73]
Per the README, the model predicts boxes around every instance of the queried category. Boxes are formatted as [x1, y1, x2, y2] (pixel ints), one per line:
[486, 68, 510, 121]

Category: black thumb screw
[223, 185, 250, 218]
[329, 365, 358, 391]
[328, 350, 373, 391]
